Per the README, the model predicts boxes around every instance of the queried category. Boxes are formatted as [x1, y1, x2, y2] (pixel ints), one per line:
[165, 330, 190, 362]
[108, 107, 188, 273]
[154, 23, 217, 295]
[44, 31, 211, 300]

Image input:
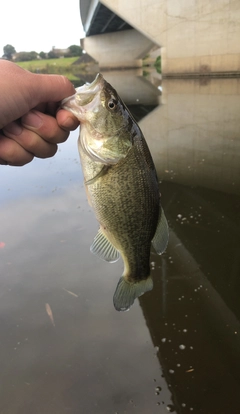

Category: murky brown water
[0, 72, 240, 413]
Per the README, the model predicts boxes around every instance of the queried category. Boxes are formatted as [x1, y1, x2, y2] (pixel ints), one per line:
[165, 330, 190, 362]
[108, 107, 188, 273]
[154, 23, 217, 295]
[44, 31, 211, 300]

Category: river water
[0, 70, 240, 413]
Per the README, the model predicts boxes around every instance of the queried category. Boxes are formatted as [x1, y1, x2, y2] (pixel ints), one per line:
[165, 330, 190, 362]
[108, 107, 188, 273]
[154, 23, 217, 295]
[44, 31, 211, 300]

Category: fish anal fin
[152, 207, 169, 255]
[90, 229, 120, 263]
[113, 276, 153, 312]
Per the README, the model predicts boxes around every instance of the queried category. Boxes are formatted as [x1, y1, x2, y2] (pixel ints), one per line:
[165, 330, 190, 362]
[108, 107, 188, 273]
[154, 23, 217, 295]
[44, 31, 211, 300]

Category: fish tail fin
[113, 276, 153, 312]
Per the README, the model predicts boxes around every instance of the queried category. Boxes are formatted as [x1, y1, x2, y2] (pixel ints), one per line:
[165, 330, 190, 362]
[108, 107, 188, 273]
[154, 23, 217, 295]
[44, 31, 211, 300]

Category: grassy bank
[16, 57, 87, 81]
[16, 56, 78, 70]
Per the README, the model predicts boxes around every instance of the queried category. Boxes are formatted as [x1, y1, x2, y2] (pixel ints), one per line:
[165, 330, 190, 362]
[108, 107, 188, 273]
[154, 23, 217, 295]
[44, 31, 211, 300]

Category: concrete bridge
[80, 0, 240, 76]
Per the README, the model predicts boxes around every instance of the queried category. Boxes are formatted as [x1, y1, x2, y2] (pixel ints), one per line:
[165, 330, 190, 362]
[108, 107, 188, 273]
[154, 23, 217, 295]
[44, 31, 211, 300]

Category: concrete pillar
[100, 0, 240, 76]
[100, 0, 167, 47]
[81, 29, 155, 70]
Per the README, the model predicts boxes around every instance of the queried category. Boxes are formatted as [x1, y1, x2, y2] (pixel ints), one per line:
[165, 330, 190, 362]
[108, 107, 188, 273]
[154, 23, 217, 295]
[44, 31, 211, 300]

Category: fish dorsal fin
[90, 229, 120, 263]
[113, 276, 153, 312]
[152, 207, 169, 255]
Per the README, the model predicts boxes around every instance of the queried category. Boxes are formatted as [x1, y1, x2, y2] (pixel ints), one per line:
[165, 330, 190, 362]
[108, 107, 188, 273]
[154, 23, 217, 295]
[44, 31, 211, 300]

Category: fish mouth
[61, 73, 104, 118]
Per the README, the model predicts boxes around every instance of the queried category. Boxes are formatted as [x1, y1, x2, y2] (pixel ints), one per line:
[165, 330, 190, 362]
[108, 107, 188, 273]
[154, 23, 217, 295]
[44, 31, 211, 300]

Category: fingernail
[62, 116, 79, 130]
[22, 111, 43, 128]
[4, 122, 22, 136]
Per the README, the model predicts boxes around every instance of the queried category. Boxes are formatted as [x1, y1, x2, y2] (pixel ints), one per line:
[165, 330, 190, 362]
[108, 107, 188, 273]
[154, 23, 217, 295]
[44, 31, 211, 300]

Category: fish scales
[79, 133, 159, 281]
[61, 73, 168, 311]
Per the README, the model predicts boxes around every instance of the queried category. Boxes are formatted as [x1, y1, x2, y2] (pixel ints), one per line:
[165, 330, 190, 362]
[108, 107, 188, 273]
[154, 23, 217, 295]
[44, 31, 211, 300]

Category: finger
[0, 133, 34, 166]
[31, 74, 76, 107]
[0, 158, 8, 165]
[3, 122, 57, 159]
[21, 110, 70, 144]
[0, 62, 76, 128]
[35, 102, 58, 117]
[56, 109, 79, 131]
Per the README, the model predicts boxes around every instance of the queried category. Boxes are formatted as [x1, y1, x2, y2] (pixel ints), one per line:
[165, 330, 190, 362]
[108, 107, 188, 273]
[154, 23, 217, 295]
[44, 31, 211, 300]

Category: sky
[0, 0, 85, 55]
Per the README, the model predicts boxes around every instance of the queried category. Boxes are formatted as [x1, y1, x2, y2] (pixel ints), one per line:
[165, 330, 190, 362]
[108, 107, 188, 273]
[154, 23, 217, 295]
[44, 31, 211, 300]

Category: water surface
[0, 72, 240, 413]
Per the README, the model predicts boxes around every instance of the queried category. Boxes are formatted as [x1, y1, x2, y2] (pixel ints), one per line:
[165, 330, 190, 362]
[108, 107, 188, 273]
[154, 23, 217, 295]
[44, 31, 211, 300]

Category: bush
[154, 56, 161, 73]
[15, 51, 38, 62]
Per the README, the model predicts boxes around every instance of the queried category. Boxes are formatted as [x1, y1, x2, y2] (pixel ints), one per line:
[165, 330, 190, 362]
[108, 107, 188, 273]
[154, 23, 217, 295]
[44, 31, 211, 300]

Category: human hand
[0, 60, 79, 166]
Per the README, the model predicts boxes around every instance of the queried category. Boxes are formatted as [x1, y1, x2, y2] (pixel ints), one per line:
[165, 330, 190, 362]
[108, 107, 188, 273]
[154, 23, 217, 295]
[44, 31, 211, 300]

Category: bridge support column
[81, 29, 155, 70]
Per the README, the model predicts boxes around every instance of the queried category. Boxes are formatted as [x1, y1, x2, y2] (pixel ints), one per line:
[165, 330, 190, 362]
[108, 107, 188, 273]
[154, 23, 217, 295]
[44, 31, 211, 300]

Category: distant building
[51, 47, 70, 58]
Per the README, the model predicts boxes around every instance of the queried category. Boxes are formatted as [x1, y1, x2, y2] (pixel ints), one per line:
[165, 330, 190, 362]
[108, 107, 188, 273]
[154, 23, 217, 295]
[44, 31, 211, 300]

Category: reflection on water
[0, 72, 240, 413]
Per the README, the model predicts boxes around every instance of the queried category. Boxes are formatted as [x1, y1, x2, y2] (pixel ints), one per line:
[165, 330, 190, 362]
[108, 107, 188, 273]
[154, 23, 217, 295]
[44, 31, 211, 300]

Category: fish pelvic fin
[113, 276, 153, 312]
[152, 207, 169, 255]
[90, 229, 120, 263]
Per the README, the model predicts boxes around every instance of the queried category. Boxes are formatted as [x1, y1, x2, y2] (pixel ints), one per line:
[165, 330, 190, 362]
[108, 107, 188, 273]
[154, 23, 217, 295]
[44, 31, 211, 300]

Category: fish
[61, 73, 168, 311]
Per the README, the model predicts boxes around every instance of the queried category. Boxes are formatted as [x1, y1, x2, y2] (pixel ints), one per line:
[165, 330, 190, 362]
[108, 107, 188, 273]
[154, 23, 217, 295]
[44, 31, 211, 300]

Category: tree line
[2, 44, 83, 61]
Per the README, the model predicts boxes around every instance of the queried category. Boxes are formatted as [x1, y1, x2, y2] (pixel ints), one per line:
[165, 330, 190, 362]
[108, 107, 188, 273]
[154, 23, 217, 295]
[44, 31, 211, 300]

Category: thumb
[29, 73, 76, 106]
[0, 61, 76, 129]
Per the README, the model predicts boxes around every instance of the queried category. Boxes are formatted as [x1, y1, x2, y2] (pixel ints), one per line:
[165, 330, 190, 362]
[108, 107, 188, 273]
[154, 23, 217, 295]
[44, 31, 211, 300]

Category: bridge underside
[80, 0, 240, 76]
[85, 3, 132, 36]
[80, 1, 157, 70]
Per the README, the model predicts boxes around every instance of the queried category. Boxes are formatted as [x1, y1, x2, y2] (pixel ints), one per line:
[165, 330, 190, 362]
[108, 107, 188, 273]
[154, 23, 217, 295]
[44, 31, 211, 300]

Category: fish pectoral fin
[113, 276, 153, 312]
[85, 165, 109, 186]
[152, 207, 169, 255]
[90, 229, 120, 263]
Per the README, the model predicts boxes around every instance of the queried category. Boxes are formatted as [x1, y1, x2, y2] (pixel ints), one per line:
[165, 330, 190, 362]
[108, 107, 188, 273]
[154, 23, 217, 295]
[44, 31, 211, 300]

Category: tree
[14, 51, 38, 62]
[3, 44, 16, 60]
[29, 51, 38, 61]
[48, 49, 57, 59]
[39, 51, 47, 59]
[67, 45, 83, 57]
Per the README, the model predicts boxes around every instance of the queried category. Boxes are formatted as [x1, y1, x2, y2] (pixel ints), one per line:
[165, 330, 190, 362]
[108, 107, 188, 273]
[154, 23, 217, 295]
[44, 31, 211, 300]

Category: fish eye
[108, 99, 117, 110]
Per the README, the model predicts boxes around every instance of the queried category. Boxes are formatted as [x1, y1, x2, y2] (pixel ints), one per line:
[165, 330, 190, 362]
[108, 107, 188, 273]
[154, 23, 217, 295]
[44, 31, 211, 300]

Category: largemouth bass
[61, 74, 168, 311]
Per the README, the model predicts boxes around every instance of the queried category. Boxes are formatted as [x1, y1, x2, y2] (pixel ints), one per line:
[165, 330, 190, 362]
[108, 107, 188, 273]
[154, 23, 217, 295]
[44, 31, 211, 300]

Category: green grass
[15, 57, 88, 81]
[16, 56, 79, 70]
